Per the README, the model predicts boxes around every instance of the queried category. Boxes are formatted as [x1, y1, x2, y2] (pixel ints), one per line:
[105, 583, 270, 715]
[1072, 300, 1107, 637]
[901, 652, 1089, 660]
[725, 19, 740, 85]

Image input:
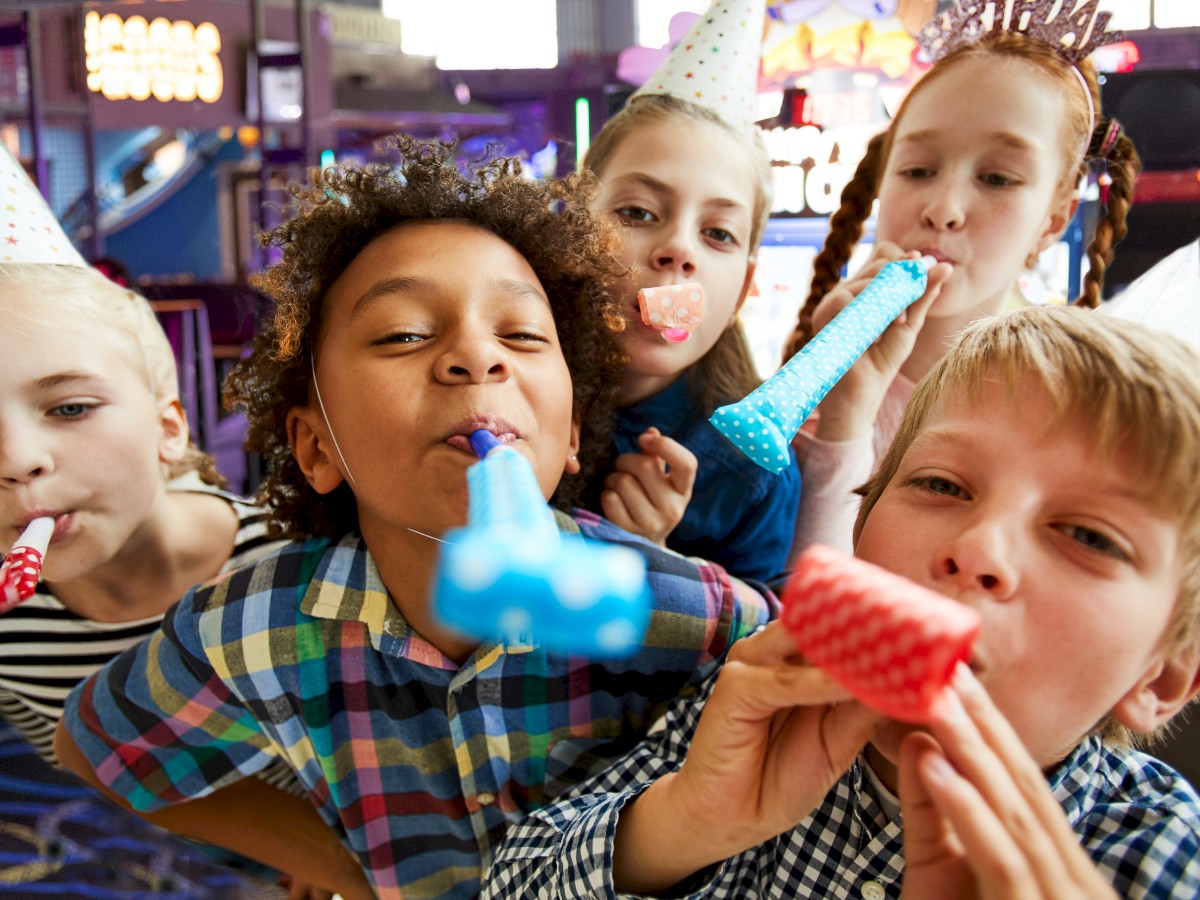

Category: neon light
[84, 11, 223, 104]
[575, 97, 590, 170]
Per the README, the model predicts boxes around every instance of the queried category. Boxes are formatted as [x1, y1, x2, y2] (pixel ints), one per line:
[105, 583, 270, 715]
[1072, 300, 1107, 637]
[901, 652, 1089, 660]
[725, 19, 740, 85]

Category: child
[481, 305, 1200, 900]
[787, 6, 1138, 556]
[57, 137, 777, 900]
[0, 148, 321, 896]
[580, 0, 802, 584]
[0, 161, 285, 769]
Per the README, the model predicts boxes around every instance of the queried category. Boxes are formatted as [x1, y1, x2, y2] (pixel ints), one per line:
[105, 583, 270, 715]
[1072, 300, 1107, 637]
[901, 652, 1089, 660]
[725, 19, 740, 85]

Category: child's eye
[981, 172, 1018, 187]
[615, 206, 655, 224]
[49, 403, 95, 419]
[899, 166, 935, 179]
[376, 331, 427, 345]
[704, 227, 738, 246]
[907, 475, 967, 498]
[504, 330, 549, 344]
[1056, 524, 1129, 562]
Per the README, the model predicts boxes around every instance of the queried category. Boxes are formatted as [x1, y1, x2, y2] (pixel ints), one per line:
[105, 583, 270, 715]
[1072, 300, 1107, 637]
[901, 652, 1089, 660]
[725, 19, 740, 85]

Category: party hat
[0, 143, 86, 266]
[631, 0, 767, 133]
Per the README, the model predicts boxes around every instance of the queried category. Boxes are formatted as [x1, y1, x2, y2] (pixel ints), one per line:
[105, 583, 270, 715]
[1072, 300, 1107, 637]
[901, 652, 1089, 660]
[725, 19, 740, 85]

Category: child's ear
[1111, 642, 1200, 734]
[731, 258, 758, 321]
[157, 398, 189, 465]
[287, 405, 347, 495]
[564, 414, 582, 476]
[1036, 193, 1081, 255]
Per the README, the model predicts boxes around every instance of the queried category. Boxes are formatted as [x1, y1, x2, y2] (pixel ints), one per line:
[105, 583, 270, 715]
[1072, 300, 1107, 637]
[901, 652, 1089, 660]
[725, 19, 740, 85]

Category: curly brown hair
[224, 136, 627, 539]
[783, 31, 1142, 361]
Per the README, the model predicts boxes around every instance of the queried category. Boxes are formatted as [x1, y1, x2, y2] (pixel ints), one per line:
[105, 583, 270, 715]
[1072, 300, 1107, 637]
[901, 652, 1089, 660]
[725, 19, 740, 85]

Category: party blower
[710, 256, 936, 472]
[638, 283, 705, 343]
[781, 545, 980, 724]
[432, 430, 652, 656]
[0, 517, 53, 614]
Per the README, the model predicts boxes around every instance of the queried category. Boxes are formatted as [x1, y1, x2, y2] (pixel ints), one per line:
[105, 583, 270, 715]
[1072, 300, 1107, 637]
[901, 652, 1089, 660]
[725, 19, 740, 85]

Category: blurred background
[0, 1, 1197, 894]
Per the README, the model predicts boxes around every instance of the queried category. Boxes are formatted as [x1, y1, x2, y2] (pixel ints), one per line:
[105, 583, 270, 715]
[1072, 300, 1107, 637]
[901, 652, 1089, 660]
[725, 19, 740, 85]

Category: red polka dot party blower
[780, 544, 981, 724]
[0, 517, 53, 614]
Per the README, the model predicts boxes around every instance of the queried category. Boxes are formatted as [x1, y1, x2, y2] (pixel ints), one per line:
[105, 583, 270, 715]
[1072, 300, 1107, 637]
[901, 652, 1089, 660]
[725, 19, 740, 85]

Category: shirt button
[477, 793, 496, 807]
[861, 881, 886, 900]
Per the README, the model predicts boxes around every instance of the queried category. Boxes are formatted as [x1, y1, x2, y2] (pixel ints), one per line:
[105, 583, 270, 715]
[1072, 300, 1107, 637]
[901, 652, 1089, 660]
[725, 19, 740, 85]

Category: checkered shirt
[483, 671, 1200, 900]
[64, 510, 776, 900]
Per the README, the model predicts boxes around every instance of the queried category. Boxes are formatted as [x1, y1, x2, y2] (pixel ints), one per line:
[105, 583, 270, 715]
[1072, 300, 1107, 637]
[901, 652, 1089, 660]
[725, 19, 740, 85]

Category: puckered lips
[442, 415, 520, 456]
[12, 510, 71, 546]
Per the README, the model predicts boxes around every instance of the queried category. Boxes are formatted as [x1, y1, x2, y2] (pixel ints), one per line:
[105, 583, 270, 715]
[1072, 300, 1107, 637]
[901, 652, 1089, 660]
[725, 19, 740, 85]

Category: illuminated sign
[84, 11, 224, 103]
[766, 125, 869, 216]
[786, 87, 881, 129]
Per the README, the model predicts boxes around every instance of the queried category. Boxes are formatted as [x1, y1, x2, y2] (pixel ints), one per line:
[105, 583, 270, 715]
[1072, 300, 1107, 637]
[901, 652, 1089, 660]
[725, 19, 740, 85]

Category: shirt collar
[298, 533, 534, 665]
[1047, 733, 1107, 826]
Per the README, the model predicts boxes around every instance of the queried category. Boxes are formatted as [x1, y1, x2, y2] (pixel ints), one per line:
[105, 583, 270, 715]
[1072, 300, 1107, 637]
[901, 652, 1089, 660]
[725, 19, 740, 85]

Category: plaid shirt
[483, 671, 1200, 900]
[65, 511, 776, 900]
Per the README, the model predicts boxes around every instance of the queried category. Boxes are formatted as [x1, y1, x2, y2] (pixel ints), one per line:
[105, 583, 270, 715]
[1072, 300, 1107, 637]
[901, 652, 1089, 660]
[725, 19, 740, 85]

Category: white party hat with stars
[631, 0, 766, 133]
[0, 143, 86, 266]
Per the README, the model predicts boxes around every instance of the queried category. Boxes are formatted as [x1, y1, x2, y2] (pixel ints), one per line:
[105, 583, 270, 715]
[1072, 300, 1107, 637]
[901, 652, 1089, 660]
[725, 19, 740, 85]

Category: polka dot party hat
[0, 143, 86, 266]
[631, 0, 767, 134]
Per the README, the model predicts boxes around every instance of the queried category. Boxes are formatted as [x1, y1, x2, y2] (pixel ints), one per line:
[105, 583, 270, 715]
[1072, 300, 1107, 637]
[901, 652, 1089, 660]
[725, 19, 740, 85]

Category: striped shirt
[0, 483, 285, 764]
[482, 671, 1200, 900]
[64, 510, 777, 900]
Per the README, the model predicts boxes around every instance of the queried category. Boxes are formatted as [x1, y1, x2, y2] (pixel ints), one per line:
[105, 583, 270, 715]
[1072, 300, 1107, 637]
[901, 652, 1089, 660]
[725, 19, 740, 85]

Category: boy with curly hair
[56, 138, 777, 900]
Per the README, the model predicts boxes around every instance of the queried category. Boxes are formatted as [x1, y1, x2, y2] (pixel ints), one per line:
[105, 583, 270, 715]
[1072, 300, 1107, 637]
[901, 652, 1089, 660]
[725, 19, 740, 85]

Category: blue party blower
[710, 256, 935, 472]
[432, 430, 652, 656]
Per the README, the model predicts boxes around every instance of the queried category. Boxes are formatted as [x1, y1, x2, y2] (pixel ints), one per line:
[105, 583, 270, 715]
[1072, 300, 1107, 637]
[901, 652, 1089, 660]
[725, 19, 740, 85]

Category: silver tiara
[916, 0, 1125, 66]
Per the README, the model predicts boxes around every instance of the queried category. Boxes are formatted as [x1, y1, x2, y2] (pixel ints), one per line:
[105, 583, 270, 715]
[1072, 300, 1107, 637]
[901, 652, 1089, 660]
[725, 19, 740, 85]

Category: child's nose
[650, 225, 698, 277]
[935, 516, 1018, 600]
[0, 432, 53, 486]
[920, 184, 966, 232]
[434, 335, 510, 385]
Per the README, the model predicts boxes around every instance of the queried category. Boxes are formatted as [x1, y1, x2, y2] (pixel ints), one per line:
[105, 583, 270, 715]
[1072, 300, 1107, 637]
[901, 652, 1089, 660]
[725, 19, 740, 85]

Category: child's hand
[898, 665, 1119, 900]
[809, 243, 952, 442]
[612, 622, 885, 893]
[601, 427, 697, 546]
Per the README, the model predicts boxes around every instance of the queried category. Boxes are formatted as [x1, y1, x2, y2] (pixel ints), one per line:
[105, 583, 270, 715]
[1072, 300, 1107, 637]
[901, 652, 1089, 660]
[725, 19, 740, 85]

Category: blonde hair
[583, 93, 773, 412]
[785, 32, 1141, 359]
[0, 263, 223, 485]
[854, 306, 1200, 746]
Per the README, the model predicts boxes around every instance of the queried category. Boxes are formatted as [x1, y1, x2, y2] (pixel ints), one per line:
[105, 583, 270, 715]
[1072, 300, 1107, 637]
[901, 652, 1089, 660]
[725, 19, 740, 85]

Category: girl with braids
[787, 23, 1139, 557]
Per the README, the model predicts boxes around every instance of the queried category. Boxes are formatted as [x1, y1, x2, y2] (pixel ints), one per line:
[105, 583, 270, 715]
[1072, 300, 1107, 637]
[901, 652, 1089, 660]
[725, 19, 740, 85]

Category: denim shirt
[613, 377, 801, 584]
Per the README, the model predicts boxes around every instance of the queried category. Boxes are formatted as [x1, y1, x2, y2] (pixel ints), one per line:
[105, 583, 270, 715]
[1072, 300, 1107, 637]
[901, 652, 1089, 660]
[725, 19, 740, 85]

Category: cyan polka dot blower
[710, 256, 936, 472]
[432, 430, 652, 656]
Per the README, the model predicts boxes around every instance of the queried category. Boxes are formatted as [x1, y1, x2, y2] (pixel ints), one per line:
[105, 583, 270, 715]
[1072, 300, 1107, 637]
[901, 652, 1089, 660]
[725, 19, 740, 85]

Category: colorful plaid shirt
[64, 511, 776, 900]
[482, 672, 1200, 900]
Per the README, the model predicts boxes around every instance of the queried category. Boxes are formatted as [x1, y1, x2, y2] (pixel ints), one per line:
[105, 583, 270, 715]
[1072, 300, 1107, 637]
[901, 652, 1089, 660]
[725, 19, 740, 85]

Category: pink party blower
[0, 517, 53, 613]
